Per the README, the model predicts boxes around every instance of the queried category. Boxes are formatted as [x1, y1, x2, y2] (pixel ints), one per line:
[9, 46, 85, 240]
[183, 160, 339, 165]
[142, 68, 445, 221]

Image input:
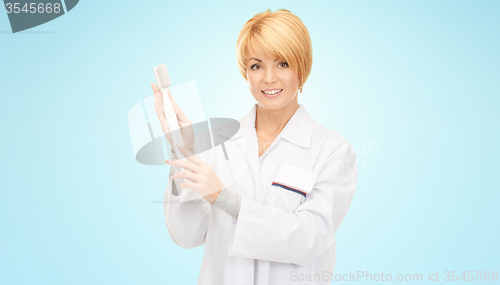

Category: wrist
[209, 189, 223, 205]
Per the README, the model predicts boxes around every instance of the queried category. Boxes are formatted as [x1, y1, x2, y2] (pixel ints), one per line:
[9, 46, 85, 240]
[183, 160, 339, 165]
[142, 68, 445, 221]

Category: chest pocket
[267, 162, 319, 213]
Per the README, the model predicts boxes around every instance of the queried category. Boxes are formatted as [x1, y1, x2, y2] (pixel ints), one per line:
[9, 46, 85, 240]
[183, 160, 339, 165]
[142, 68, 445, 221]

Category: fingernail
[165, 160, 169, 164]
[172, 174, 176, 180]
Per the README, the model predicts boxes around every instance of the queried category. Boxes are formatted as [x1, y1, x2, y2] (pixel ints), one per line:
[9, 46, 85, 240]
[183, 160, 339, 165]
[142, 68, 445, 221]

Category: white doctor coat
[164, 103, 358, 285]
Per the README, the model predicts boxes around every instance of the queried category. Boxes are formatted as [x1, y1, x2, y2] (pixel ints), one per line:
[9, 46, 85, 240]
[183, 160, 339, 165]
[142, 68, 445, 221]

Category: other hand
[167, 144, 223, 205]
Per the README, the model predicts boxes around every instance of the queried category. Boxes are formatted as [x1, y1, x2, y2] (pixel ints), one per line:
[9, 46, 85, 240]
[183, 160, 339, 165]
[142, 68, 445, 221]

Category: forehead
[246, 47, 283, 62]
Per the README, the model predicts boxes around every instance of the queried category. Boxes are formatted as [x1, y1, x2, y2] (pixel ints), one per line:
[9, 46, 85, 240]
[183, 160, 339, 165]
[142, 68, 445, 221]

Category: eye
[278, 62, 289, 68]
[250, 64, 261, 70]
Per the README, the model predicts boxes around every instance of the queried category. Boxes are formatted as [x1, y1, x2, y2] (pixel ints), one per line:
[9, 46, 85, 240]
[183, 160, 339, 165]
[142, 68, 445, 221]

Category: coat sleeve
[163, 145, 210, 249]
[228, 142, 358, 266]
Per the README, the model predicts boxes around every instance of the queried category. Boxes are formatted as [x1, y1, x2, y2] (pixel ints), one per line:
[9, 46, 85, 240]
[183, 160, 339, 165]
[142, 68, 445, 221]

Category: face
[245, 49, 300, 111]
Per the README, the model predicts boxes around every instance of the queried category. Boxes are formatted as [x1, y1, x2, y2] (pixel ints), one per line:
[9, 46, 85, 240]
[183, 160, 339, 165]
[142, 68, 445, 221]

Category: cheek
[282, 72, 299, 89]
[247, 74, 261, 91]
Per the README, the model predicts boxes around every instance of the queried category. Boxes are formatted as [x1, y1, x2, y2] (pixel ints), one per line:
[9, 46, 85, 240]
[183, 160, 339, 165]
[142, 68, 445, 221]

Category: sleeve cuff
[212, 184, 242, 221]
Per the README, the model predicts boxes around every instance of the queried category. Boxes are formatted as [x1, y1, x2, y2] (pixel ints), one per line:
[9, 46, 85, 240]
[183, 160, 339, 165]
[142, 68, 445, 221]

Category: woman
[151, 9, 358, 285]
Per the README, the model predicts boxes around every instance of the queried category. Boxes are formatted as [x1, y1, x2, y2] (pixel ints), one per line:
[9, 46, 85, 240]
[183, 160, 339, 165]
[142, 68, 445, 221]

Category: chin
[257, 98, 293, 111]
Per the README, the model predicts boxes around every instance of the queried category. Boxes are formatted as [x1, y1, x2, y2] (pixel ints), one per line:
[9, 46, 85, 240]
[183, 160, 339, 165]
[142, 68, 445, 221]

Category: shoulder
[309, 119, 355, 159]
[310, 119, 352, 149]
[306, 121, 357, 177]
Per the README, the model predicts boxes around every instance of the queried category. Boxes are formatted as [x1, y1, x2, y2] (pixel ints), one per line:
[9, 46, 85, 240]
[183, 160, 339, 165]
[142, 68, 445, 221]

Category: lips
[261, 89, 283, 98]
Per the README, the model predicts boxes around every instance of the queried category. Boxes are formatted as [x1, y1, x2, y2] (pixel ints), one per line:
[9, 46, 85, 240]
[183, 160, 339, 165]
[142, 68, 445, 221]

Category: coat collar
[218, 103, 314, 148]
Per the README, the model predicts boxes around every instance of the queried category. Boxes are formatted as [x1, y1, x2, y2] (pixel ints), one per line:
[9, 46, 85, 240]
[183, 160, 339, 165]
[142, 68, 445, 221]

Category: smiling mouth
[261, 89, 283, 95]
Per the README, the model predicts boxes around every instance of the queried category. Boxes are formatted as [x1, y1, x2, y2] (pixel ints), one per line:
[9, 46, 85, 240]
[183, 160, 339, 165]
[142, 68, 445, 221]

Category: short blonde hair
[236, 9, 313, 94]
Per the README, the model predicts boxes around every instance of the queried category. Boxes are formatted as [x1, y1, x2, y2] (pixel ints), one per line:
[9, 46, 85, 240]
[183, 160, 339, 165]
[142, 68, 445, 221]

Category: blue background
[1, 0, 499, 284]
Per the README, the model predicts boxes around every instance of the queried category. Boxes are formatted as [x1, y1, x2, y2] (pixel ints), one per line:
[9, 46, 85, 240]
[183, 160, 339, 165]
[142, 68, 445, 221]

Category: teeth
[263, 89, 282, 95]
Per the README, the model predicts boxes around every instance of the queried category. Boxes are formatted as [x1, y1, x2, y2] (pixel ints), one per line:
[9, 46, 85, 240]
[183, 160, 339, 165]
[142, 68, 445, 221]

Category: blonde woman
[152, 9, 358, 285]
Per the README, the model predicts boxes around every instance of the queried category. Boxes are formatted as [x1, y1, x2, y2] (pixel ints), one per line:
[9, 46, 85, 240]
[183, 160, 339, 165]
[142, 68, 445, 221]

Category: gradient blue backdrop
[1, 1, 499, 284]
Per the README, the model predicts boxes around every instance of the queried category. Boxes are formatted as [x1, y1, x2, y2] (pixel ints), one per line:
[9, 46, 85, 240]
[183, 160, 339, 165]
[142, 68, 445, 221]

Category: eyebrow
[249, 58, 279, 63]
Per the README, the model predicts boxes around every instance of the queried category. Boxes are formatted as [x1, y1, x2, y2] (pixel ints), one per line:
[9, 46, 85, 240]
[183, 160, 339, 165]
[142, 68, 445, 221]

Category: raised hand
[151, 82, 195, 152]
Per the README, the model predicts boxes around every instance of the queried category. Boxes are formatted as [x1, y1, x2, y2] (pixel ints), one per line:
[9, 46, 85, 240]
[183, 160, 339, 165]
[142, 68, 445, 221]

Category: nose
[264, 68, 277, 84]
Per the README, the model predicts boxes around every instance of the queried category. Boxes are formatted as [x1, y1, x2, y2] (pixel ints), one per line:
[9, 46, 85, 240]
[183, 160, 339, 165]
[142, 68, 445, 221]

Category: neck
[255, 100, 300, 136]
